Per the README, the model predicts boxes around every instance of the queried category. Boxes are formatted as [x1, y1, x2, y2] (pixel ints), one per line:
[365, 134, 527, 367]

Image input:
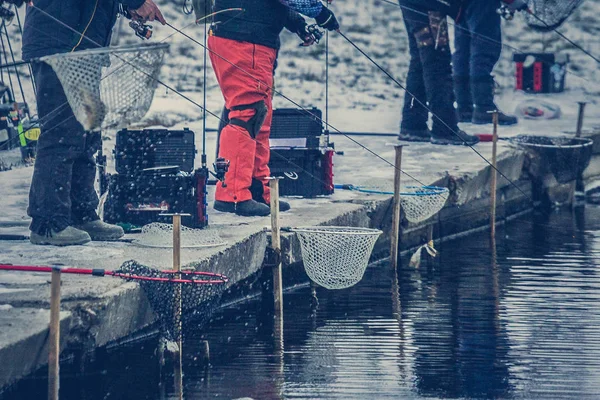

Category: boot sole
[215, 201, 270, 217]
[88, 233, 125, 241]
[431, 138, 480, 146]
[235, 209, 270, 217]
[398, 136, 430, 143]
[30, 236, 91, 246]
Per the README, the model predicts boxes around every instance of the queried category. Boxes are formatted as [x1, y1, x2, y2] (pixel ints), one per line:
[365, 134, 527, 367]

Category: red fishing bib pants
[208, 35, 277, 204]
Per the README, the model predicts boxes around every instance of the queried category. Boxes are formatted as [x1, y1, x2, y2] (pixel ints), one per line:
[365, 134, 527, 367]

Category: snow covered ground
[1, 0, 600, 235]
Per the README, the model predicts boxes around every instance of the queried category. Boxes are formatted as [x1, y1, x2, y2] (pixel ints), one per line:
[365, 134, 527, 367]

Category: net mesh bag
[400, 186, 449, 223]
[132, 223, 227, 248]
[525, 0, 584, 31]
[116, 260, 228, 341]
[40, 43, 169, 132]
[293, 227, 382, 290]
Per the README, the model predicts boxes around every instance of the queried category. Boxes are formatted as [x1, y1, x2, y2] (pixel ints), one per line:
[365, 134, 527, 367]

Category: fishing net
[132, 223, 227, 248]
[292, 227, 382, 290]
[509, 135, 593, 184]
[40, 43, 169, 132]
[400, 186, 449, 223]
[116, 260, 228, 341]
[525, 0, 584, 31]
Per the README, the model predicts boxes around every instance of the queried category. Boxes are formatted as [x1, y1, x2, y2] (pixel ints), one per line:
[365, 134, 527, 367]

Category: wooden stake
[48, 267, 61, 400]
[172, 214, 183, 400]
[576, 102, 587, 138]
[269, 178, 283, 323]
[491, 111, 499, 241]
[390, 145, 403, 269]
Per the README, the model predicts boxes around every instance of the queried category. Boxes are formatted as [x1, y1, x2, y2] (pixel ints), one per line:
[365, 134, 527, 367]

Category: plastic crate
[269, 148, 334, 198]
[114, 128, 196, 174]
[103, 167, 208, 228]
[270, 108, 323, 148]
[514, 53, 568, 93]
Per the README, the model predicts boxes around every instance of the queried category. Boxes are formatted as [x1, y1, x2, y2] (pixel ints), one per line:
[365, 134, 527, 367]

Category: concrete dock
[2, 111, 600, 390]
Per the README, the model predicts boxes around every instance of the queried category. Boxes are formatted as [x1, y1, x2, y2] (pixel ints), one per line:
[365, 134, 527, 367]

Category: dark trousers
[401, 5, 458, 137]
[28, 62, 100, 235]
[453, 0, 502, 79]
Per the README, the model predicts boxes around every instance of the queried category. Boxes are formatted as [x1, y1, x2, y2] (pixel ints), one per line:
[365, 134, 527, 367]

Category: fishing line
[2, 21, 25, 104]
[379, 0, 600, 88]
[21, 5, 340, 192]
[164, 21, 426, 186]
[336, 30, 533, 203]
[13, 4, 36, 96]
[527, 11, 600, 65]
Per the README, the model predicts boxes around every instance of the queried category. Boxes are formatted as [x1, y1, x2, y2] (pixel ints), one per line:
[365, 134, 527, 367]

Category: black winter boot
[398, 128, 430, 142]
[250, 178, 291, 212]
[453, 76, 473, 123]
[471, 77, 518, 126]
[418, 43, 467, 145]
[214, 199, 270, 217]
[431, 129, 480, 146]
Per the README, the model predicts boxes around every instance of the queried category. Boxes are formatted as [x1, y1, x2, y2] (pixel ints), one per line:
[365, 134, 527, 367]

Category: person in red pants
[208, 0, 339, 217]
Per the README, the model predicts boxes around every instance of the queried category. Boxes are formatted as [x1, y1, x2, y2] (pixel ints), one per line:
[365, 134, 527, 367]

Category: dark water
[4, 207, 600, 399]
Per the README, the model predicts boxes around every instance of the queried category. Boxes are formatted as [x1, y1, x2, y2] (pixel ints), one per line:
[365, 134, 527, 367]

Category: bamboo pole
[390, 145, 403, 269]
[269, 178, 283, 321]
[490, 111, 499, 241]
[172, 214, 183, 400]
[48, 267, 61, 400]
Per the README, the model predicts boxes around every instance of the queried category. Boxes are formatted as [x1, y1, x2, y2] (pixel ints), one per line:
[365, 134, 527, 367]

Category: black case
[270, 108, 323, 148]
[513, 53, 569, 93]
[269, 148, 334, 198]
[114, 128, 196, 174]
[103, 167, 208, 228]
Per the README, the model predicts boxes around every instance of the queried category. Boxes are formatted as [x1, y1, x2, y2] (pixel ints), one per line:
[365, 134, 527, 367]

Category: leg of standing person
[452, 15, 474, 123]
[28, 62, 93, 245]
[404, 8, 479, 145]
[209, 36, 277, 217]
[468, 0, 518, 125]
[399, 6, 430, 142]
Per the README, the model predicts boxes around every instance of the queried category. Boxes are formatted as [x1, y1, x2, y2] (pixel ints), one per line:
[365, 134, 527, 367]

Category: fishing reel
[211, 157, 230, 187]
[118, 4, 153, 40]
[497, 4, 515, 20]
[299, 24, 324, 47]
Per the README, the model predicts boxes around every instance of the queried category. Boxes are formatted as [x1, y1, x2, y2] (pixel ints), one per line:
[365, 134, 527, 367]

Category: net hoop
[131, 223, 227, 248]
[116, 261, 228, 341]
[400, 186, 449, 223]
[110, 269, 229, 285]
[292, 226, 382, 290]
[40, 43, 169, 132]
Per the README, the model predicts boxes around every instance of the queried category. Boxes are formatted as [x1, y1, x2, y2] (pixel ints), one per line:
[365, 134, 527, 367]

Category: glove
[503, 0, 528, 12]
[315, 7, 339, 31]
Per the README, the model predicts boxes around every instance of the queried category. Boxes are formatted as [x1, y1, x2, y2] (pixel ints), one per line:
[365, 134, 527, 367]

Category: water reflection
[3, 207, 600, 399]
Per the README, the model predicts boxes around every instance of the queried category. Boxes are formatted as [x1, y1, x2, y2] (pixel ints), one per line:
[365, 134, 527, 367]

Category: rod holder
[48, 266, 61, 400]
[390, 145, 403, 269]
[269, 178, 283, 316]
[576, 102, 587, 138]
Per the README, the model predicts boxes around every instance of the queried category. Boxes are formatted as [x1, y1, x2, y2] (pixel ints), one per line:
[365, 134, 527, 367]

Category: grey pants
[28, 62, 100, 235]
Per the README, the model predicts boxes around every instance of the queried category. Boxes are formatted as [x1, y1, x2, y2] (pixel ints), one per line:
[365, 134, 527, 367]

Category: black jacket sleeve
[283, 9, 307, 34]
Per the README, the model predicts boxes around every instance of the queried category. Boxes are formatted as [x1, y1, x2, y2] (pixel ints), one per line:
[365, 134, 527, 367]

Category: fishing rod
[162, 20, 427, 186]
[382, 0, 600, 85]
[334, 30, 533, 203]
[21, 5, 348, 193]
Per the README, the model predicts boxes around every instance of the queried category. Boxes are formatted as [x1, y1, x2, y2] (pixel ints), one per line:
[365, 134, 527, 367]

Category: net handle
[0, 264, 228, 285]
